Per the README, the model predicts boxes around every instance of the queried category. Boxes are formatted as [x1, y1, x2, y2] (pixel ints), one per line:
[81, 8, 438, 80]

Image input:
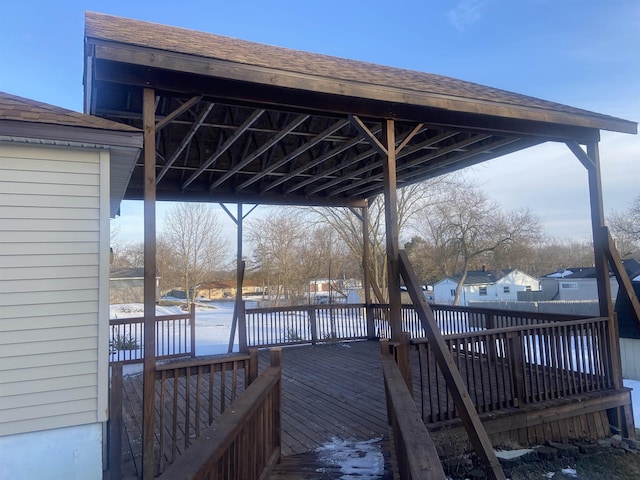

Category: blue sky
[2, 0, 639, 246]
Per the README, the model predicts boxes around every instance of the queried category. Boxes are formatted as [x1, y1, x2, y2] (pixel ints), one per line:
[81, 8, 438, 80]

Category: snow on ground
[110, 300, 238, 355]
[315, 437, 385, 479]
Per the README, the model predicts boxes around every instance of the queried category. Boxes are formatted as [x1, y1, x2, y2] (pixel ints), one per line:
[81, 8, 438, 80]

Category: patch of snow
[561, 467, 577, 477]
[495, 448, 534, 460]
[315, 437, 385, 479]
[544, 473, 555, 478]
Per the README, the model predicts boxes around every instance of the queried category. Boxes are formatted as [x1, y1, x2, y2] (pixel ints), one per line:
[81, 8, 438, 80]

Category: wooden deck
[115, 334, 629, 478]
[119, 340, 393, 479]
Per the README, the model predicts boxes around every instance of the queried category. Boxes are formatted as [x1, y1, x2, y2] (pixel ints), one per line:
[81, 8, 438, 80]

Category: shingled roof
[0, 91, 142, 217]
[85, 12, 636, 135]
[84, 12, 637, 207]
[0, 91, 139, 133]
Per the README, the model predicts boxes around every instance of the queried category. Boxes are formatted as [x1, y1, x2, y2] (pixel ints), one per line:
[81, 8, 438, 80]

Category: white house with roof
[540, 260, 640, 302]
[0, 92, 141, 479]
[433, 268, 540, 306]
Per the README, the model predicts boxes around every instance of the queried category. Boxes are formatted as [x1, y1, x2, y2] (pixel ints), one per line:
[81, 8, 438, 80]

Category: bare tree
[246, 210, 309, 305]
[413, 182, 541, 305]
[308, 179, 451, 300]
[160, 203, 229, 303]
[609, 194, 640, 258]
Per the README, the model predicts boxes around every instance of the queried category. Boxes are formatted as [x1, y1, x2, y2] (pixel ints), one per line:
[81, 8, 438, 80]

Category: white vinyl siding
[0, 143, 109, 437]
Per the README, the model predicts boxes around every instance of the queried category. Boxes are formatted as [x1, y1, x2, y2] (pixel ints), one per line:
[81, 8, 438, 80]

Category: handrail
[157, 349, 282, 480]
[410, 315, 613, 421]
[109, 303, 196, 364]
[244, 303, 368, 347]
[381, 345, 446, 479]
[154, 351, 258, 474]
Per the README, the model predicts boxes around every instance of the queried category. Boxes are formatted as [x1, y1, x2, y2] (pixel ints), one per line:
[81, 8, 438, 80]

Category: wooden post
[270, 347, 283, 368]
[380, 338, 390, 356]
[190, 303, 196, 358]
[142, 87, 157, 480]
[235, 203, 244, 349]
[309, 308, 318, 345]
[507, 331, 524, 407]
[585, 142, 614, 320]
[396, 332, 413, 393]
[108, 363, 123, 480]
[248, 348, 259, 386]
[238, 300, 248, 352]
[381, 119, 402, 340]
[486, 313, 498, 362]
[363, 206, 376, 340]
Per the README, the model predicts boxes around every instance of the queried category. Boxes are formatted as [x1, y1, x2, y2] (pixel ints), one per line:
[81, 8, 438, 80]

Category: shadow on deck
[118, 340, 393, 479]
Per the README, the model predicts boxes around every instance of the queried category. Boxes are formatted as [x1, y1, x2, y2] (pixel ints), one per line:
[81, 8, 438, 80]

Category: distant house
[195, 280, 264, 300]
[109, 267, 160, 304]
[540, 259, 640, 302]
[0, 92, 141, 479]
[309, 278, 362, 304]
[433, 268, 540, 306]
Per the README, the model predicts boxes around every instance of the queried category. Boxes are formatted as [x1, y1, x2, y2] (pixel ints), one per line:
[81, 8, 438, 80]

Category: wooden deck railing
[109, 304, 196, 364]
[244, 303, 367, 347]
[157, 349, 282, 480]
[372, 304, 592, 339]
[410, 316, 614, 424]
[154, 351, 258, 475]
[380, 342, 446, 480]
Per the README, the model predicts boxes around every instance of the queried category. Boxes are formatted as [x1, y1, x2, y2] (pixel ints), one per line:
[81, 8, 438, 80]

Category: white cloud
[447, 0, 487, 31]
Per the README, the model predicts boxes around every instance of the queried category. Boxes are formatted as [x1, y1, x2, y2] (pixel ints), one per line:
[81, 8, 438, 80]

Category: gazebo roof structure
[84, 12, 636, 209]
[83, 13, 639, 479]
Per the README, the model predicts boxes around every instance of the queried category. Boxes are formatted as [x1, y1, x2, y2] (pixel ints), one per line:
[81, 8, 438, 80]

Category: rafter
[182, 109, 265, 189]
[262, 126, 380, 194]
[314, 130, 457, 197]
[209, 113, 309, 191]
[237, 118, 349, 191]
[155, 95, 202, 131]
[157, 102, 214, 183]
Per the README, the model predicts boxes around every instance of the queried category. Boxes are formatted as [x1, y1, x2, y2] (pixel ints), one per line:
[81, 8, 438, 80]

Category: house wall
[0, 423, 103, 480]
[0, 143, 110, 478]
[541, 277, 619, 302]
[620, 337, 640, 381]
[434, 271, 539, 306]
[434, 278, 458, 304]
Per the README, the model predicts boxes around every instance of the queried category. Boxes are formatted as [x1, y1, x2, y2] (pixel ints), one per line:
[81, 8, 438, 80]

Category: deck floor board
[119, 340, 390, 478]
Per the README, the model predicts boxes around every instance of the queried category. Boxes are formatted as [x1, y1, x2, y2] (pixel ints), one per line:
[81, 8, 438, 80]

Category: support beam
[570, 142, 622, 394]
[155, 95, 202, 131]
[398, 251, 505, 480]
[361, 206, 376, 339]
[581, 142, 613, 318]
[349, 115, 388, 157]
[381, 119, 402, 339]
[142, 88, 157, 480]
[220, 203, 258, 352]
[603, 226, 640, 330]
